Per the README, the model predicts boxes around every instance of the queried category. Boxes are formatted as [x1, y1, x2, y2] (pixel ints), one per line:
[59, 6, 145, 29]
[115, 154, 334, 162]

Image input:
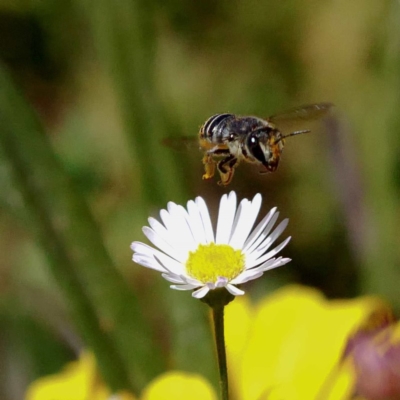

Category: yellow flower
[25, 286, 393, 400]
[140, 372, 217, 400]
[25, 352, 137, 400]
[25, 353, 216, 400]
[224, 285, 392, 400]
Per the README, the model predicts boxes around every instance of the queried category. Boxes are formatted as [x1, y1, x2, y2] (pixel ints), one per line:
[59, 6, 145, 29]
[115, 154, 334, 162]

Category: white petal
[142, 226, 185, 262]
[158, 208, 185, 246]
[187, 200, 207, 244]
[147, 217, 180, 252]
[130, 241, 143, 252]
[245, 219, 288, 263]
[132, 254, 166, 272]
[241, 257, 290, 277]
[260, 257, 291, 272]
[159, 207, 176, 231]
[131, 241, 163, 258]
[162, 273, 186, 283]
[225, 284, 245, 296]
[229, 194, 261, 249]
[215, 276, 229, 287]
[148, 216, 167, 234]
[153, 253, 186, 275]
[172, 273, 203, 286]
[243, 207, 277, 252]
[196, 196, 214, 243]
[243, 212, 279, 256]
[192, 285, 210, 298]
[228, 198, 247, 244]
[258, 219, 289, 253]
[215, 191, 237, 244]
[231, 269, 264, 284]
[246, 237, 291, 269]
[160, 204, 198, 254]
[245, 256, 279, 272]
[171, 284, 198, 291]
[158, 207, 189, 248]
[168, 203, 197, 249]
[132, 242, 186, 275]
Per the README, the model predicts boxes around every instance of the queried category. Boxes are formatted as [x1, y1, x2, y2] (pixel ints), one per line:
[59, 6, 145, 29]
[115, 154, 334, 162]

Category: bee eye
[247, 134, 266, 163]
[228, 133, 236, 141]
[249, 136, 258, 145]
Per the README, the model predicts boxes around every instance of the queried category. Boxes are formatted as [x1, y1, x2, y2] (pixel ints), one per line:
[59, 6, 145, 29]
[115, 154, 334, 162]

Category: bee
[198, 102, 333, 185]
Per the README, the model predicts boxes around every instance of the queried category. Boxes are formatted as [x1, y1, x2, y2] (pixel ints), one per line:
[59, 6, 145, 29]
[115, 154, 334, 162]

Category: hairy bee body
[199, 114, 285, 185]
[198, 103, 332, 186]
[200, 113, 265, 140]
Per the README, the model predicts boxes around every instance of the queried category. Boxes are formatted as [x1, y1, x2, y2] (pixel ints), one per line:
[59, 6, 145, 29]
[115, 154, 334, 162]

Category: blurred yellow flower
[141, 371, 217, 400]
[25, 352, 216, 400]
[25, 352, 137, 400]
[25, 285, 394, 400]
[224, 285, 393, 400]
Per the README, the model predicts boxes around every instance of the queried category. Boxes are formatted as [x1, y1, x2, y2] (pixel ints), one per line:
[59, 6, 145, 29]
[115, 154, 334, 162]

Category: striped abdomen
[199, 113, 234, 142]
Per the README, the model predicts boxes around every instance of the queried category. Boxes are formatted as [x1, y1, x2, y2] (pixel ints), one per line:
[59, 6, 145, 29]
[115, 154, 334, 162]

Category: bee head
[246, 128, 280, 171]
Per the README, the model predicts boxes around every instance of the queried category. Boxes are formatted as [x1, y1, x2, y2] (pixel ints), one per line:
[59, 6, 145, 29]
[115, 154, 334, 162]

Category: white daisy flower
[131, 191, 291, 299]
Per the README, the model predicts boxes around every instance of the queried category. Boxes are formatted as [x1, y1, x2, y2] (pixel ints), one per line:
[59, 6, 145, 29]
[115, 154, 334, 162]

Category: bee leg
[217, 155, 238, 186]
[202, 149, 230, 181]
[202, 153, 216, 180]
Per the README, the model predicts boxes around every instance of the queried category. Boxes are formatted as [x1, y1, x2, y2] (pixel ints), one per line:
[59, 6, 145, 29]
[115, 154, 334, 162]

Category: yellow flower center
[186, 243, 245, 284]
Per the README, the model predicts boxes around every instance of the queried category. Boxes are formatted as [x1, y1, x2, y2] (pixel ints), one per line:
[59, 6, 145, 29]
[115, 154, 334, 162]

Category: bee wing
[162, 136, 200, 152]
[267, 102, 333, 133]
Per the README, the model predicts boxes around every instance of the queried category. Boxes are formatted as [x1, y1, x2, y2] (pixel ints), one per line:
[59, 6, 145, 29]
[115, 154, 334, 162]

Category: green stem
[0, 73, 134, 392]
[0, 64, 165, 391]
[212, 305, 229, 400]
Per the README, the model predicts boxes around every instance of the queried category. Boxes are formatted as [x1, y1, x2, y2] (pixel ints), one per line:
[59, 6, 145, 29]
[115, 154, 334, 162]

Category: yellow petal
[141, 371, 217, 400]
[226, 285, 391, 400]
[324, 356, 358, 400]
[25, 352, 137, 400]
[25, 352, 98, 400]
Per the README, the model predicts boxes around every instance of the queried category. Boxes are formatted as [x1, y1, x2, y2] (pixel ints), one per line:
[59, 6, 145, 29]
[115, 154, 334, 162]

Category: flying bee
[163, 102, 333, 185]
[198, 102, 333, 185]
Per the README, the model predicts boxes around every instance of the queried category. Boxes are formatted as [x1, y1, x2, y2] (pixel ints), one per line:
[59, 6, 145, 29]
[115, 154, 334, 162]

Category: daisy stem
[212, 305, 230, 400]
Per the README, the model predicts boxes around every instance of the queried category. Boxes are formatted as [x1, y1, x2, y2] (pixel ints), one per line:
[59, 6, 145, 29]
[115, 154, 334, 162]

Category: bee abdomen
[201, 113, 234, 139]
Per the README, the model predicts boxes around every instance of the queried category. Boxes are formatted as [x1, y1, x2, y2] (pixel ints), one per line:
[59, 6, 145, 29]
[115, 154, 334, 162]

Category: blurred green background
[1, 0, 400, 398]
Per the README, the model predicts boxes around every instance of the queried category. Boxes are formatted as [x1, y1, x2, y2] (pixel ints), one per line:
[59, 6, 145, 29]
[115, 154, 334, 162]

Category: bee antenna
[275, 129, 310, 144]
